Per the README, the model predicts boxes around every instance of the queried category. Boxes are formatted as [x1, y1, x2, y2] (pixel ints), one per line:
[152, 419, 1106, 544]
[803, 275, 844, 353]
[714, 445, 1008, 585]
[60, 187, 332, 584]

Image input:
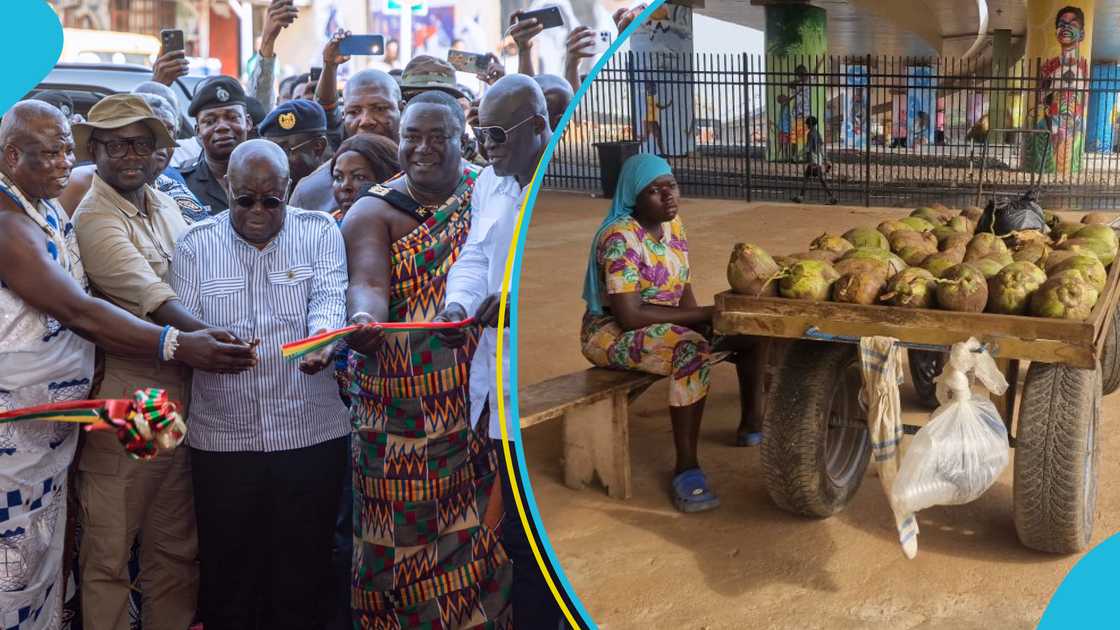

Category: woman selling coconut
[580, 153, 754, 513]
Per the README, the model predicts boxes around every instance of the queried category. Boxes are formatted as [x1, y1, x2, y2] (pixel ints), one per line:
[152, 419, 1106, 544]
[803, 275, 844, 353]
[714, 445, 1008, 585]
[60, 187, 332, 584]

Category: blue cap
[258, 99, 328, 137]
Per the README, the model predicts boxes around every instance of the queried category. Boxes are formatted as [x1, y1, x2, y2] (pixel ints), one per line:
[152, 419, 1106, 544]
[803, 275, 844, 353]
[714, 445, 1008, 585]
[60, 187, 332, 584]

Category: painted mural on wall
[764, 4, 826, 161]
[907, 66, 936, 147]
[630, 3, 694, 157]
[1087, 63, 1120, 153]
[842, 64, 868, 148]
[1025, 1, 1095, 175]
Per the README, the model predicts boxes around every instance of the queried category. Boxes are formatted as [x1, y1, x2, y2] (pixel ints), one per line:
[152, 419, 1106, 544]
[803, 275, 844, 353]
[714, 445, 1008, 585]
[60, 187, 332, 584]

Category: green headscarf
[581, 153, 673, 315]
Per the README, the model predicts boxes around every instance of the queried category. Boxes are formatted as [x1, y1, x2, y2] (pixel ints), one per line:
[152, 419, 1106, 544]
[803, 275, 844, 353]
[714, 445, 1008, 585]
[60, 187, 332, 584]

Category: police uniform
[181, 76, 248, 215]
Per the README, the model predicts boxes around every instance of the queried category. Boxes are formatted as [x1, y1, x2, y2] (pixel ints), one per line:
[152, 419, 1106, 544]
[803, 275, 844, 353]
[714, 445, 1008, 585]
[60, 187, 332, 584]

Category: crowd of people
[0, 4, 646, 629]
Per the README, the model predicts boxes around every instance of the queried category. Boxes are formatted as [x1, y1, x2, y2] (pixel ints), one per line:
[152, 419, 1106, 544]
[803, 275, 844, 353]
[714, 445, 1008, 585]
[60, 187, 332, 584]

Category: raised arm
[317, 30, 351, 113]
[340, 197, 393, 356]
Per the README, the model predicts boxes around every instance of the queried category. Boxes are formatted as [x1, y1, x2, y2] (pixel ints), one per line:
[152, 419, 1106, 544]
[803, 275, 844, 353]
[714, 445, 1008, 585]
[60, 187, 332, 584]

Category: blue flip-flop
[735, 431, 763, 447]
[671, 468, 720, 513]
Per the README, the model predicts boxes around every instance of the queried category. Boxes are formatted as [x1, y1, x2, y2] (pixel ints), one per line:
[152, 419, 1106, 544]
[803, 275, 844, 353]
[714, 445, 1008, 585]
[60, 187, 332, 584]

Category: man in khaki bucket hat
[71, 93, 204, 630]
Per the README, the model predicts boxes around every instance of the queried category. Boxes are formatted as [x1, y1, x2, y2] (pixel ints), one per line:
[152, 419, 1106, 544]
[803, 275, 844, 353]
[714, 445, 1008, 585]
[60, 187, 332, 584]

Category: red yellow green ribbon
[280, 318, 477, 361]
[0, 388, 186, 461]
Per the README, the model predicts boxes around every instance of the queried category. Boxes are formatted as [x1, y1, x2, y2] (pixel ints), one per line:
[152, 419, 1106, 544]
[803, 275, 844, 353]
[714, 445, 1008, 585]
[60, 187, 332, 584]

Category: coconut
[810, 233, 854, 258]
[911, 207, 947, 226]
[1043, 249, 1080, 273]
[923, 249, 965, 278]
[939, 232, 973, 252]
[773, 255, 798, 269]
[881, 267, 937, 308]
[1074, 224, 1119, 263]
[842, 227, 890, 250]
[972, 257, 1008, 278]
[936, 264, 989, 312]
[964, 232, 1010, 262]
[947, 216, 972, 234]
[778, 260, 840, 301]
[931, 226, 958, 243]
[1049, 254, 1108, 291]
[727, 243, 781, 297]
[842, 247, 907, 276]
[834, 257, 890, 282]
[791, 250, 840, 262]
[1051, 221, 1084, 243]
[889, 229, 937, 254]
[986, 261, 1047, 315]
[833, 272, 885, 305]
[961, 206, 985, 223]
[877, 219, 910, 237]
[899, 216, 936, 232]
[1082, 212, 1112, 225]
[1012, 241, 1051, 266]
[1030, 272, 1100, 320]
[1057, 237, 1116, 266]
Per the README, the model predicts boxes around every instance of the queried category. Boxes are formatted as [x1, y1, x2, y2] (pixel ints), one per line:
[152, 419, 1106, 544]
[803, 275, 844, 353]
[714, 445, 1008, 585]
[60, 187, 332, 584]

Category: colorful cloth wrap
[280, 318, 477, 361]
[0, 388, 186, 460]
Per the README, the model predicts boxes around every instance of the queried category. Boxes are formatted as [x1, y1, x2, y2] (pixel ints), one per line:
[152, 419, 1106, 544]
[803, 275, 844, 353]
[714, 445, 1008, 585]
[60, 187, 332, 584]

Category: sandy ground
[517, 192, 1120, 629]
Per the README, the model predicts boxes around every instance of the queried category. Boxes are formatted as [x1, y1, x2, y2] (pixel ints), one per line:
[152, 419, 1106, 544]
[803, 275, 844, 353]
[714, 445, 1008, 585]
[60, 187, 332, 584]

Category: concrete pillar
[1087, 63, 1120, 153]
[990, 28, 1012, 143]
[1023, 0, 1095, 176]
[763, 2, 827, 161]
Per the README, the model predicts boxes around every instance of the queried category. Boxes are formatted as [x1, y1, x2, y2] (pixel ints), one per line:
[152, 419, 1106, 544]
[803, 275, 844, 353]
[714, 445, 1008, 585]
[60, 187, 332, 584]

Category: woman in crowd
[580, 153, 727, 513]
[329, 132, 401, 223]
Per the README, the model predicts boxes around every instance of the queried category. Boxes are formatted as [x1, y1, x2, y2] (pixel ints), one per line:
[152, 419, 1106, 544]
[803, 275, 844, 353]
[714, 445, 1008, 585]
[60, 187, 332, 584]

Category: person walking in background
[642, 81, 672, 156]
[792, 115, 836, 205]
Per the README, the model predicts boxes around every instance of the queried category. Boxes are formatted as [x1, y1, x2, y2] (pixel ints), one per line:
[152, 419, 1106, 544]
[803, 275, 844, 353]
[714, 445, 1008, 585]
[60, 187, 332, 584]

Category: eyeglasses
[472, 115, 536, 145]
[279, 137, 319, 156]
[233, 194, 285, 210]
[92, 137, 156, 158]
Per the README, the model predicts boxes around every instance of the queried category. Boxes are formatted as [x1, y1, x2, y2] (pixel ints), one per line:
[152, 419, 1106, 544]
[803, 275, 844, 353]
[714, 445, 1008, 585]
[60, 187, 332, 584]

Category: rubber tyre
[1013, 361, 1101, 553]
[1100, 308, 1120, 396]
[760, 340, 871, 518]
[908, 349, 946, 410]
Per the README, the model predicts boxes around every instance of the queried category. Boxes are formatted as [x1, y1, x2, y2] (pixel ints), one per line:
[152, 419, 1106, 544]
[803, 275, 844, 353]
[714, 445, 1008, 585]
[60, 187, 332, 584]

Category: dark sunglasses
[92, 137, 156, 158]
[233, 194, 285, 210]
[473, 115, 536, 145]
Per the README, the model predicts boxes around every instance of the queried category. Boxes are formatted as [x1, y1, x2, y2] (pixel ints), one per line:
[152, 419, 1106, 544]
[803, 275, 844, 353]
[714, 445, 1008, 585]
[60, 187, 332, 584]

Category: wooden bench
[518, 368, 663, 500]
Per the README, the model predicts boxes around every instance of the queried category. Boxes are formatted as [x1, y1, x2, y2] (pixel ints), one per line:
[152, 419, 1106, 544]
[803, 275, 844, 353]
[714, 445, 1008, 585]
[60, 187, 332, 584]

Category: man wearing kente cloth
[341, 90, 511, 627]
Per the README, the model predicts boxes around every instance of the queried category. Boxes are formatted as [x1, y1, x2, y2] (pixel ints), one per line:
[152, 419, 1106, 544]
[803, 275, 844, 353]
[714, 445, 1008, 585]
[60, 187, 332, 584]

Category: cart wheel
[761, 340, 871, 518]
[907, 349, 946, 410]
[1100, 308, 1120, 396]
[1013, 362, 1101, 553]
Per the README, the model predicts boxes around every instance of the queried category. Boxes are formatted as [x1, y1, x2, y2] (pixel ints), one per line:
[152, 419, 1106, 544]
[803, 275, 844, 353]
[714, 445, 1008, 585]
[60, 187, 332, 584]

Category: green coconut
[727, 243, 781, 297]
[842, 227, 890, 250]
[779, 260, 840, 301]
[936, 264, 989, 312]
[791, 250, 840, 263]
[1082, 212, 1112, 225]
[877, 219, 910, 237]
[1043, 249, 1081, 273]
[1051, 221, 1085, 243]
[810, 233, 854, 257]
[972, 257, 1008, 278]
[1057, 237, 1116, 266]
[1012, 241, 1051, 266]
[1049, 254, 1107, 291]
[1075, 224, 1119, 261]
[923, 249, 965, 278]
[939, 232, 973, 253]
[833, 272, 885, 305]
[911, 207, 947, 226]
[899, 216, 936, 232]
[947, 216, 972, 234]
[986, 261, 1047, 315]
[881, 267, 937, 308]
[964, 232, 1010, 262]
[889, 229, 937, 255]
[841, 247, 907, 276]
[1030, 272, 1100, 320]
[961, 206, 985, 223]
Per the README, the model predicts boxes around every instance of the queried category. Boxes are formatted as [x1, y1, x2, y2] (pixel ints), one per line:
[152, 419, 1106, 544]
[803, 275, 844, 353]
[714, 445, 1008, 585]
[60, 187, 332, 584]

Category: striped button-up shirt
[170, 208, 350, 452]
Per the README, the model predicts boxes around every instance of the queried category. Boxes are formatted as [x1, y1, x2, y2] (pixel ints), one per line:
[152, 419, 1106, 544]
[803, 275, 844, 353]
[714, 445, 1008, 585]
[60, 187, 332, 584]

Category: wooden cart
[713, 256, 1120, 554]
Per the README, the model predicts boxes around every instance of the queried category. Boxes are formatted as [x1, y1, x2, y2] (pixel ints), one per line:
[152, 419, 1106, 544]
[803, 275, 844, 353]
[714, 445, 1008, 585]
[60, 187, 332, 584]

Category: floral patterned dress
[580, 215, 712, 407]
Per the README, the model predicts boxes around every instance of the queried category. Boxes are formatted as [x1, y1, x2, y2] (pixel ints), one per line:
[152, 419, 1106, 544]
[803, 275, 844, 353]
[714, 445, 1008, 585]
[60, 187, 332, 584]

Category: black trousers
[191, 437, 347, 630]
[496, 427, 565, 629]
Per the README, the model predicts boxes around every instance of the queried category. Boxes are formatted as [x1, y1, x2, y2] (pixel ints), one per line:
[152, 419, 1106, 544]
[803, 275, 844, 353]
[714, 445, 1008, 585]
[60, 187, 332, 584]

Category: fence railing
[544, 52, 1120, 210]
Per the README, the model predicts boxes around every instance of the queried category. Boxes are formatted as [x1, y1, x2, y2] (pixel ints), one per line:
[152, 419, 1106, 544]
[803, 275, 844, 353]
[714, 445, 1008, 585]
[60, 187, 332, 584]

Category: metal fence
[544, 52, 1120, 210]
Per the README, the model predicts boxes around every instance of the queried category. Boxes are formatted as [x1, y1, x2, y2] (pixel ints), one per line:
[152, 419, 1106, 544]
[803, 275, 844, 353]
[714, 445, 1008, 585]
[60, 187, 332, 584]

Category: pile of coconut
[727, 205, 1118, 320]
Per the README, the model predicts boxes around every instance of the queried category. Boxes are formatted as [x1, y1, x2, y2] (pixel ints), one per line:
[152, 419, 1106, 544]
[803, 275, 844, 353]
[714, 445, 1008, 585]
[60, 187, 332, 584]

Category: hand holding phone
[338, 34, 385, 56]
[154, 30, 188, 86]
[448, 50, 492, 76]
[160, 29, 184, 53]
[516, 5, 565, 30]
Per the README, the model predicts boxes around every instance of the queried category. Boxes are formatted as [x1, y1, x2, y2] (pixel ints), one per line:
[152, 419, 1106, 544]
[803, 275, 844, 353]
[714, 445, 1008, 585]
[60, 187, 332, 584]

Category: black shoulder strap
[361, 183, 428, 223]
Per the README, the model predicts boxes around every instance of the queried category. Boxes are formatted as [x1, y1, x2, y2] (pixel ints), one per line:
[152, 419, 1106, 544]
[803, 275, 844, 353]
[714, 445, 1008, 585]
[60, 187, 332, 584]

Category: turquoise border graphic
[2, 2, 64, 114]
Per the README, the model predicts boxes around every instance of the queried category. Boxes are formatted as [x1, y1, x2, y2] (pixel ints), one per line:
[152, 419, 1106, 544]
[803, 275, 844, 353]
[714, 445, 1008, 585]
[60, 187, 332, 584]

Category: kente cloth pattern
[348, 166, 512, 628]
[0, 173, 95, 629]
[580, 215, 711, 407]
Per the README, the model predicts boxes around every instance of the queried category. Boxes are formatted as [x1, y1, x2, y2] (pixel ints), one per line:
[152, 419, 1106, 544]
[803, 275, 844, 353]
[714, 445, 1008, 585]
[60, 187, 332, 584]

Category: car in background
[61, 28, 161, 67]
[26, 63, 201, 138]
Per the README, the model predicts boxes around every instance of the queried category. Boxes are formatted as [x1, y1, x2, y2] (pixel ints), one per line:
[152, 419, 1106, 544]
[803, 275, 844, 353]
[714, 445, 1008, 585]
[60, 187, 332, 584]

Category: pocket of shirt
[200, 277, 246, 327]
[267, 264, 313, 322]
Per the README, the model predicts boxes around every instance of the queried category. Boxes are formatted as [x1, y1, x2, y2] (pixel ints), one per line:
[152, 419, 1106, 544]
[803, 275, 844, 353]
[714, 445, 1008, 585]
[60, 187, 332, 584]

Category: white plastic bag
[890, 338, 1010, 547]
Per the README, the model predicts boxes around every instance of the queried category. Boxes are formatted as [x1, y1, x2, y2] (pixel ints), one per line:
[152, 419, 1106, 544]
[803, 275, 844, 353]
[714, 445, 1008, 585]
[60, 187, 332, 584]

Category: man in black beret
[181, 76, 251, 214]
[259, 99, 330, 191]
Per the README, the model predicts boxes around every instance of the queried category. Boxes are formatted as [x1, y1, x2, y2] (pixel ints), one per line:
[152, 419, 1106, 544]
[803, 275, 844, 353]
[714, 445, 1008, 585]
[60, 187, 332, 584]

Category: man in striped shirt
[170, 139, 349, 629]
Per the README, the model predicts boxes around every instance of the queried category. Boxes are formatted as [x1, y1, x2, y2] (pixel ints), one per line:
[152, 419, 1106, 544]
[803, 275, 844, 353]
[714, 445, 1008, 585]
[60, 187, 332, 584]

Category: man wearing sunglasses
[170, 139, 350, 629]
[72, 93, 240, 630]
[259, 99, 331, 192]
[435, 74, 560, 629]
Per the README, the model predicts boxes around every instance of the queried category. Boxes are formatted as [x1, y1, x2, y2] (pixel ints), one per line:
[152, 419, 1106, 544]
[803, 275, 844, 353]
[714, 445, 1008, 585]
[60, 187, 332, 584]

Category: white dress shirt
[445, 167, 526, 442]
[170, 208, 350, 452]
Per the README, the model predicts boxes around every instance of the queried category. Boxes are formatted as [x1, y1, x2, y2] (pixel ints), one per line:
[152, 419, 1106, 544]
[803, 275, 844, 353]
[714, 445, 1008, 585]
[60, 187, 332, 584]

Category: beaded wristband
[158, 325, 170, 361]
[165, 327, 181, 361]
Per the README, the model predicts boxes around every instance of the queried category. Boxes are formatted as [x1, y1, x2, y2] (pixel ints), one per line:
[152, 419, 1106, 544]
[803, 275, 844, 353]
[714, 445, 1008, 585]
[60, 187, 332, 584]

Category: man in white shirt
[434, 74, 559, 629]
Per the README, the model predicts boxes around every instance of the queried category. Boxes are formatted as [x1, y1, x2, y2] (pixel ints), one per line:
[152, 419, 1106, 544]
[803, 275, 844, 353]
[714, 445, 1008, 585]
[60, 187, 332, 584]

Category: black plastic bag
[977, 192, 1048, 235]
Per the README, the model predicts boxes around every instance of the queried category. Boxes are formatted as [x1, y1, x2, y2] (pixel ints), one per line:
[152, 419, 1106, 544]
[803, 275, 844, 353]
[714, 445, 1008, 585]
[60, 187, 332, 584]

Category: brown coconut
[833, 272, 886, 305]
[1012, 241, 1052, 266]
[810, 233, 854, 258]
[881, 267, 938, 308]
[964, 232, 1010, 262]
[1082, 212, 1112, 225]
[936, 264, 989, 312]
[939, 232, 973, 252]
[727, 243, 781, 297]
[889, 229, 938, 255]
[877, 219, 910, 237]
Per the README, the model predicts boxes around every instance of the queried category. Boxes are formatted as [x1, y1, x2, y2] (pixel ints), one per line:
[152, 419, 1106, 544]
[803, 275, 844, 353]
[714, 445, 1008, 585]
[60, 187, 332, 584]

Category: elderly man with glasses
[258, 99, 332, 193]
[169, 139, 349, 630]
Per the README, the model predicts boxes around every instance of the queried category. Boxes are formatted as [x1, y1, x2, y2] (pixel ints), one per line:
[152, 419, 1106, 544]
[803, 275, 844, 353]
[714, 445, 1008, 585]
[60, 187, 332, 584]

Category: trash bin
[594, 141, 641, 199]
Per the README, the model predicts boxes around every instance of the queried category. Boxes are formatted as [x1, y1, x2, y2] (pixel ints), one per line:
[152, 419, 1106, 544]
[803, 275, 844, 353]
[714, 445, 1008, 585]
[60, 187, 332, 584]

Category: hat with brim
[401, 55, 467, 100]
[72, 94, 177, 162]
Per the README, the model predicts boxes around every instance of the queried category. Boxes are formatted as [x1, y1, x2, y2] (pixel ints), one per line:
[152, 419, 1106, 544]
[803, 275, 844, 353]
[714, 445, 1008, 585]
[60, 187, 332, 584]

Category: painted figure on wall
[1031, 5, 1090, 174]
[642, 81, 673, 155]
[764, 3, 826, 161]
[777, 65, 811, 159]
